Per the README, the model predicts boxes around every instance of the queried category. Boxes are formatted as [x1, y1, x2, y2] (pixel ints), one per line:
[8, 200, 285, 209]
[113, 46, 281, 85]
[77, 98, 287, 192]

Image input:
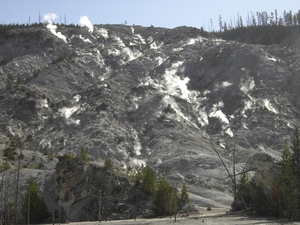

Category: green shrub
[38, 158, 44, 169]
[77, 147, 89, 165]
[65, 153, 75, 163]
[104, 157, 114, 172]
[33, 69, 40, 77]
[0, 161, 11, 169]
[4, 141, 17, 160]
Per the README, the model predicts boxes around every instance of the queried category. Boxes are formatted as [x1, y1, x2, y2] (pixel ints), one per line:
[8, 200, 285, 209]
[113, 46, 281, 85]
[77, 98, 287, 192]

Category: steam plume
[43, 13, 67, 43]
[79, 16, 94, 32]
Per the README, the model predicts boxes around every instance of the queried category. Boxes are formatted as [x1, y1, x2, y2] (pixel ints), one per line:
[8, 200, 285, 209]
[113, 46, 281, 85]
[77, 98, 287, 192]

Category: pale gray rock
[0, 24, 300, 221]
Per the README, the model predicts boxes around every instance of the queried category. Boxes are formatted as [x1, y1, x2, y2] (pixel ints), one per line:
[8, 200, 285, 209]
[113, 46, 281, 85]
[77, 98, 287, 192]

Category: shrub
[33, 69, 40, 77]
[4, 147, 15, 160]
[104, 157, 114, 172]
[77, 147, 89, 165]
[65, 153, 75, 164]
[0, 161, 11, 169]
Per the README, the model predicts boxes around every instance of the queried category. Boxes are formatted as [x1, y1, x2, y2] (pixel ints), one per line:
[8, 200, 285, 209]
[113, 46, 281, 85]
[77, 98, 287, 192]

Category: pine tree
[104, 158, 114, 172]
[138, 166, 156, 195]
[152, 176, 172, 216]
[280, 140, 299, 219]
[21, 177, 49, 223]
[290, 128, 300, 176]
[238, 170, 251, 204]
[77, 146, 89, 165]
[252, 180, 268, 216]
[180, 183, 189, 204]
[268, 179, 281, 217]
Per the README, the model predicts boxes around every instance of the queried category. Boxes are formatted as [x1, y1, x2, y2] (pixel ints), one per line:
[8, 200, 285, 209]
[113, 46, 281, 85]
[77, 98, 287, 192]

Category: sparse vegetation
[77, 146, 89, 165]
[4, 141, 17, 160]
[104, 157, 114, 172]
[65, 153, 75, 163]
[38, 158, 44, 168]
[44, 149, 54, 160]
[0, 161, 11, 169]
[6, 77, 12, 89]
[33, 68, 40, 77]
[15, 77, 21, 88]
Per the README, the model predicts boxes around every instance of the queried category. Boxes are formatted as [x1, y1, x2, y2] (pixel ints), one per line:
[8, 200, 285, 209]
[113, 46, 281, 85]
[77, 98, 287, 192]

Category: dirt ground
[43, 208, 300, 225]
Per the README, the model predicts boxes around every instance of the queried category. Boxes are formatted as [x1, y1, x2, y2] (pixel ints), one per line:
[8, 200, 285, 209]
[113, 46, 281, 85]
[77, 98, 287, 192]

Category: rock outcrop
[51, 156, 152, 221]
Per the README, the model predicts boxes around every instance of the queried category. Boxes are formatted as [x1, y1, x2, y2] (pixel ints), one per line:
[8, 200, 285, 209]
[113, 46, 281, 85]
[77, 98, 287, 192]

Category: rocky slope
[0, 23, 300, 220]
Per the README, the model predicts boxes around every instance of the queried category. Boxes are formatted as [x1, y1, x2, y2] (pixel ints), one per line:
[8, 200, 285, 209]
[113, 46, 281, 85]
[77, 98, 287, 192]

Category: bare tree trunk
[5, 173, 9, 224]
[0, 170, 5, 225]
[233, 137, 237, 201]
[15, 140, 22, 224]
[210, 140, 248, 209]
[28, 187, 30, 225]
[98, 187, 102, 223]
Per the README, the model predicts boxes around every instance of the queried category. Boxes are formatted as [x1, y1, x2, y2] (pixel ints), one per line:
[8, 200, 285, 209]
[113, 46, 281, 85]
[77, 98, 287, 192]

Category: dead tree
[210, 140, 248, 209]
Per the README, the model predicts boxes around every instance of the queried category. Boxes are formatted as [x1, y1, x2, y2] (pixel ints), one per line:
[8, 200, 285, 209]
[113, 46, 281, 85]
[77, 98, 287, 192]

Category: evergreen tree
[238, 170, 251, 205]
[252, 180, 268, 216]
[268, 179, 281, 217]
[138, 166, 156, 195]
[152, 176, 172, 216]
[180, 183, 189, 204]
[77, 146, 89, 165]
[280, 140, 299, 219]
[290, 128, 300, 176]
[21, 177, 49, 223]
[125, 165, 137, 182]
[104, 158, 114, 172]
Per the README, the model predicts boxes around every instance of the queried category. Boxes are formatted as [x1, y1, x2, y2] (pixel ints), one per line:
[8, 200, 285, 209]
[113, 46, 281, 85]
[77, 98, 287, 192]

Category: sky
[0, 0, 299, 30]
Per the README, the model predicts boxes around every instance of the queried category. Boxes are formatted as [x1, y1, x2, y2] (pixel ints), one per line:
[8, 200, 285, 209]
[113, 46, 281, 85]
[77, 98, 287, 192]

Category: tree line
[217, 9, 300, 32]
[213, 9, 300, 45]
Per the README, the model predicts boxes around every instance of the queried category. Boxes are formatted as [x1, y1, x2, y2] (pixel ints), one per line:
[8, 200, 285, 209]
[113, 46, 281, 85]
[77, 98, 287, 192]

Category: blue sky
[0, 0, 299, 30]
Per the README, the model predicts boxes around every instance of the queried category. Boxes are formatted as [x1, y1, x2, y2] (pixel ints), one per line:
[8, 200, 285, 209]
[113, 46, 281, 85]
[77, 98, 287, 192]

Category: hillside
[1, 22, 300, 221]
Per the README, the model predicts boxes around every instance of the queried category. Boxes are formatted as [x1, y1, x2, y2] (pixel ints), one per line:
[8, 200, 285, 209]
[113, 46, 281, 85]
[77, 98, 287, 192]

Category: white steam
[43, 13, 67, 43]
[79, 16, 94, 32]
[43, 13, 58, 22]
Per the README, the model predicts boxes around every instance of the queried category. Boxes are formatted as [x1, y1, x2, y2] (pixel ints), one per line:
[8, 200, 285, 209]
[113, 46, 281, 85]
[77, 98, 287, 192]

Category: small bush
[65, 153, 75, 163]
[104, 157, 114, 172]
[6, 78, 12, 89]
[33, 69, 40, 77]
[19, 152, 24, 159]
[29, 164, 36, 169]
[4, 142, 17, 160]
[207, 206, 212, 211]
[38, 158, 44, 169]
[0, 161, 11, 169]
